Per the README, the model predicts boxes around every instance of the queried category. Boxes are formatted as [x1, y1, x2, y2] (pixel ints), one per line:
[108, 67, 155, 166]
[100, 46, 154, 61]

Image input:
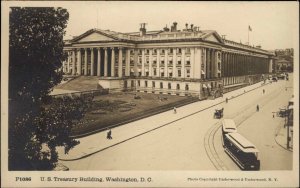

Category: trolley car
[221, 119, 237, 146]
[223, 132, 260, 170]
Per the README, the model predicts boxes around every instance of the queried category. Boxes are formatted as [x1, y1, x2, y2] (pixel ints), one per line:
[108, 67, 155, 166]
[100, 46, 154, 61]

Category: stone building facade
[63, 23, 274, 98]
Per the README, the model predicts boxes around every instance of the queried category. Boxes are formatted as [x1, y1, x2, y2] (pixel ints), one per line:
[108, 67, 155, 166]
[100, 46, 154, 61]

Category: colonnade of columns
[221, 52, 270, 77]
[63, 47, 270, 80]
[65, 47, 130, 78]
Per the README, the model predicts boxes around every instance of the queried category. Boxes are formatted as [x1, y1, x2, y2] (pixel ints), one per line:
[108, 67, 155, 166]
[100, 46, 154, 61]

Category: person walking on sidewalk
[173, 107, 177, 114]
[225, 97, 228, 103]
[263, 89, 265, 94]
[256, 105, 260, 112]
[107, 129, 112, 139]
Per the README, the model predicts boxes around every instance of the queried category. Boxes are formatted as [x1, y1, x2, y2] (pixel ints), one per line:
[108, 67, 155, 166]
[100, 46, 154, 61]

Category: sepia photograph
[1, 1, 299, 187]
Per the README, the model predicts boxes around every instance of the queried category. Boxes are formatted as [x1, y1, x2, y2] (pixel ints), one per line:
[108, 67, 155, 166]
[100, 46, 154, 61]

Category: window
[154, 69, 157, 76]
[161, 72, 164, 77]
[169, 49, 173, 53]
[186, 69, 190, 78]
[186, 48, 190, 53]
[161, 60, 165, 65]
[177, 84, 180, 90]
[146, 50, 149, 54]
[185, 84, 189, 91]
[169, 72, 173, 77]
[178, 48, 182, 54]
[186, 61, 190, 65]
[153, 60, 157, 64]
[178, 70, 181, 77]
[137, 80, 140, 86]
[169, 60, 173, 65]
[146, 72, 149, 76]
[177, 60, 181, 65]
[154, 49, 157, 54]
[145, 81, 148, 87]
[168, 83, 171, 89]
[160, 82, 163, 89]
[152, 81, 155, 88]
[162, 49, 165, 54]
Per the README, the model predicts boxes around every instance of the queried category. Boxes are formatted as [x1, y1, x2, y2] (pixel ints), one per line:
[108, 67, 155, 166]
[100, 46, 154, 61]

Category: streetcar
[221, 119, 237, 146]
[223, 132, 260, 170]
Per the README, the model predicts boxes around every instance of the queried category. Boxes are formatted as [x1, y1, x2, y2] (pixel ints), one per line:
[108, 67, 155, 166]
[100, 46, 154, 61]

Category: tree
[9, 7, 90, 170]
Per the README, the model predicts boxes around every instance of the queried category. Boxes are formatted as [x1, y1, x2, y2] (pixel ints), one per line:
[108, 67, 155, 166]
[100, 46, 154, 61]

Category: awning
[201, 70, 205, 74]
[207, 84, 211, 88]
[202, 84, 207, 88]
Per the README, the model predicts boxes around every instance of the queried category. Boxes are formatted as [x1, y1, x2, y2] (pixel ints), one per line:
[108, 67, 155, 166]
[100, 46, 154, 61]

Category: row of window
[137, 80, 190, 90]
[131, 48, 192, 55]
[136, 60, 191, 66]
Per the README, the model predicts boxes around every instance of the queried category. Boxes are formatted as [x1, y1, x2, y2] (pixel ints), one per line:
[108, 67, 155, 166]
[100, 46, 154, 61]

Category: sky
[59, 1, 298, 51]
[3, 1, 299, 51]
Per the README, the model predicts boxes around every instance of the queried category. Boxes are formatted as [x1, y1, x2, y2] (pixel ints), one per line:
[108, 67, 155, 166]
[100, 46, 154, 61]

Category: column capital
[89, 47, 94, 51]
[103, 47, 108, 50]
[118, 47, 124, 50]
[110, 47, 115, 50]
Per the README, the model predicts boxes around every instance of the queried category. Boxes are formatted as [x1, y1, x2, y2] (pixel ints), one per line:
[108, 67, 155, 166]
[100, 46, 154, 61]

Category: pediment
[203, 32, 224, 44]
[77, 32, 116, 42]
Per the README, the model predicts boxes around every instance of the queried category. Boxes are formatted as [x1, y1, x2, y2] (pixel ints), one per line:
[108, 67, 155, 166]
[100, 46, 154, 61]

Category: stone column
[157, 49, 160, 77]
[97, 48, 101, 76]
[181, 48, 185, 78]
[125, 49, 130, 76]
[67, 51, 70, 73]
[72, 50, 76, 75]
[90, 48, 94, 76]
[173, 48, 177, 78]
[164, 49, 168, 77]
[190, 47, 195, 79]
[118, 47, 123, 77]
[111, 47, 115, 77]
[149, 49, 153, 76]
[104, 48, 108, 77]
[141, 49, 145, 76]
[77, 49, 82, 75]
[84, 48, 88, 75]
[134, 49, 138, 76]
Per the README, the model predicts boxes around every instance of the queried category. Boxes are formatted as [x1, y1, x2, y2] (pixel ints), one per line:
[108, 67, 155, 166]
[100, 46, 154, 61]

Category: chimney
[163, 24, 170, 32]
[139, 23, 146, 36]
[172, 22, 177, 32]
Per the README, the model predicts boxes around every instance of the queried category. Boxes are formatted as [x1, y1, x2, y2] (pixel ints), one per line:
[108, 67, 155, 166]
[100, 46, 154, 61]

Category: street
[59, 75, 293, 170]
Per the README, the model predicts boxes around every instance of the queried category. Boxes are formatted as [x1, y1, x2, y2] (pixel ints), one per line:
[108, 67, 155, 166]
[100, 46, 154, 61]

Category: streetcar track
[203, 83, 283, 170]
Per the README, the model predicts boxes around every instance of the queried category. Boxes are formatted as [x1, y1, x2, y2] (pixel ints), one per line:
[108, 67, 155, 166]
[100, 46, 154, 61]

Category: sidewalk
[57, 81, 271, 161]
[275, 125, 293, 152]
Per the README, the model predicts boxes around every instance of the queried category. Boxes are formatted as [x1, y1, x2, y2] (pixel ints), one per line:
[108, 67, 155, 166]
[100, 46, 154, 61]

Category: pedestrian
[107, 129, 112, 139]
[273, 114, 275, 118]
[225, 98, 228, 103]
[263, 89, 265, 94]
[173, 107, 177, 114]
[256, 105, 259, 112]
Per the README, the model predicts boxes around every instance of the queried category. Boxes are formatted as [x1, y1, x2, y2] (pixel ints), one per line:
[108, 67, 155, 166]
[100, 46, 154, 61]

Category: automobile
[272, 77, 278, 82]
[277, 74, 285, 80]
